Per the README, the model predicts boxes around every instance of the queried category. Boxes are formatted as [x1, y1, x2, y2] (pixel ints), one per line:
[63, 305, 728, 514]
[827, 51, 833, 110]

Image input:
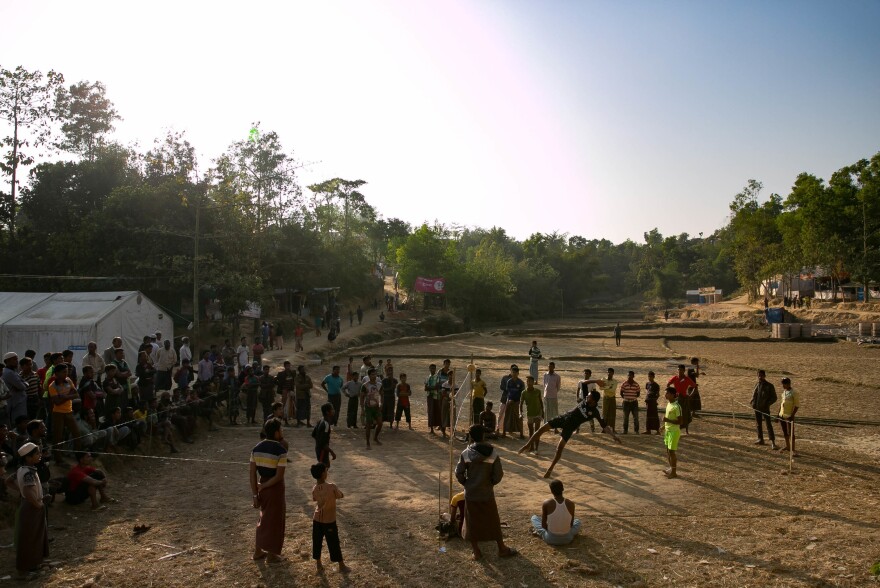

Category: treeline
[1, 65, 877, 324]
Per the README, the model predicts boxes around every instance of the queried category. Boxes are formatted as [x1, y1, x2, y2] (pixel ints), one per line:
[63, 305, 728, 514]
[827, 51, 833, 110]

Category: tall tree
[54, 80, 120, 160]
[0, 65, 64, 238]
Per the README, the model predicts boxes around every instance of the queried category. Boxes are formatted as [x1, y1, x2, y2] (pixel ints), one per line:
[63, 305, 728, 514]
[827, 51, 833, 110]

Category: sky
[2, 0, 879, 243]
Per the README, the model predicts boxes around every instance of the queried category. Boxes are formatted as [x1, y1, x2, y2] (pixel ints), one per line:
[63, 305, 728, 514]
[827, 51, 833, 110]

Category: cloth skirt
[427, 397, 442, 428]
[463, 498, 503, 542]
[645, 401, 660, 431]
[16, 502, 48, 572]
[255, 480, 286, 555]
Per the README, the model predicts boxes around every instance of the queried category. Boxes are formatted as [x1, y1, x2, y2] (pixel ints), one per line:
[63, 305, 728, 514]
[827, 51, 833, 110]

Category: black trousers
[780, 418, 795, 445]
[622, 401, 639, 432]
[755, 410, 775, 441]
[346, 396, 359, 427]
[312, 520, 342, 562]
[329, 395, 341, 426]
[395, 399, 411, 424]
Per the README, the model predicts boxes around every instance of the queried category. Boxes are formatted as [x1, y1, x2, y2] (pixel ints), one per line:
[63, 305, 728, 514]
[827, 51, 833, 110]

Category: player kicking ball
[518, 390, 621, 478]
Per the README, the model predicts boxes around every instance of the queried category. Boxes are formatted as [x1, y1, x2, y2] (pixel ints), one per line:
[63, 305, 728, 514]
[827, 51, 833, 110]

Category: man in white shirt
[236, 337, 249, 374]
[530, 479, 581, 546]
[154, 340, 177, 392]
[179, 337, 193, 365]
[542, 362, 561, 423]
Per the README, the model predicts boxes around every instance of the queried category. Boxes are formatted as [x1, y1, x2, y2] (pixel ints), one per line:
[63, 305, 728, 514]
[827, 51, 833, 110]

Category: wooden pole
[448, 368, 456, 504]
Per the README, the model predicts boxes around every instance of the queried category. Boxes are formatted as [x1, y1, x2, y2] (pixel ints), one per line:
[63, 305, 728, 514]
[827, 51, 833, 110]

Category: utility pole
[192, 197, 200, 352]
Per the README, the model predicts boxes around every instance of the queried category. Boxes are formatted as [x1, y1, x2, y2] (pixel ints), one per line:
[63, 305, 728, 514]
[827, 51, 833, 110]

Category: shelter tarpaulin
[0, 291, 172, 360]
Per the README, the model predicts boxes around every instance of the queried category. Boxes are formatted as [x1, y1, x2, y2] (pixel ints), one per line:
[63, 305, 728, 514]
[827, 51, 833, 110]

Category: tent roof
[1, 291, 140, 327]
[0, 292, 54, 325]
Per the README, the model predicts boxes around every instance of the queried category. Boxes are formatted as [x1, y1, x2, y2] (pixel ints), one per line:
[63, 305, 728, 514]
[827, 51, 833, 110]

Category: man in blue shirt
[321, 366, 344, 426]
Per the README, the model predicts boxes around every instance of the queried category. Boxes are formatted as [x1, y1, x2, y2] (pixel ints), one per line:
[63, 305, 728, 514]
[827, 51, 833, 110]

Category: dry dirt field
[3, 323, 879, 587]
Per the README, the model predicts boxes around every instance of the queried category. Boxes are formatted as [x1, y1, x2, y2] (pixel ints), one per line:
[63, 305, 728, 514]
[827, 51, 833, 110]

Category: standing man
[236, 338, 249, 375]
[425, 364, 442, 435]
[249, 418, 287, 563]
[667, 365, 695, 434]
[521, 376, 544, 453]
[528, 341, 542, 382]
[619, 371, 641, 434]
[778, 377, 799, 454]
[613, 323, 622, 347]
[542, 362, 561, 425]
[750, 369, 778, 449]
[342, 372, 361, 429]
[179, 337, 193, 367]
[3, 353, 28, 425]
[502, 366, 525, 438]
[379, 365, 397, 430]
[471, 369, 487, 425]
[47, 364, 81, 463]
[110, 348, 132, 412]
[154, 339, 177, 393]
[321, 366, 344, 426]
[586, 368, 619, 433]
[294, 365, 314, 427]
[103, 337, 123, 366]
[497, 365, 517, 435]
[81, 343, 105, 384]
[221, 339, 236, 373]
[661, 386, 682, 478]
[356, 305, 363, 326]
[455, 424, 517, 560]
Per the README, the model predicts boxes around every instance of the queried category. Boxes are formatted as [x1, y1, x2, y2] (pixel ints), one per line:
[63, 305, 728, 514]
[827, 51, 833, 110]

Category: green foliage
[0, 65, 65, 235]
[54, 80, 119, 160]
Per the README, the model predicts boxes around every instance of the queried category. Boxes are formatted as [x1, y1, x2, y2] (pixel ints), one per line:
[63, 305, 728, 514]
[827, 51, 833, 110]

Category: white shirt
[236, 345, 249, 366]
[179, 344, 192, 364]
[543, 372, 561, 399]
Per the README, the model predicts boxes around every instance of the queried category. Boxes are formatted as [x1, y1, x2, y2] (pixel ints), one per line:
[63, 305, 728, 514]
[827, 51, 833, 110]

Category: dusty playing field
[5, 325, 879, 587]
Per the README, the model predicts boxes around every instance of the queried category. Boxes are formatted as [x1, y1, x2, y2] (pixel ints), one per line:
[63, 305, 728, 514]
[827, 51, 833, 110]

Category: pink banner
[414, 277, 445, 293]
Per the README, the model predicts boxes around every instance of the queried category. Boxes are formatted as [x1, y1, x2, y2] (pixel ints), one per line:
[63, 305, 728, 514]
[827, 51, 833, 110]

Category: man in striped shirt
[619, 371, 641, 434]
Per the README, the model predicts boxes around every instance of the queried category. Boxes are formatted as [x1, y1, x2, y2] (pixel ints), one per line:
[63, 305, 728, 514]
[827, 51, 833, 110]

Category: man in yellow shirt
[661, 386, 682, 478]
[47, 364, 81, 464]
[471, 369, 487, 424]
[778, 377, 799, 455]
[585, 368, 618, 432]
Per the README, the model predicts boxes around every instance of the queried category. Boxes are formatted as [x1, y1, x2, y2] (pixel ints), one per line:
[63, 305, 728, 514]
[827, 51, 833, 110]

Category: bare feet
[252, 549, 267, 560]
[266, 554, 283, 564]
[374, 438, 383, 445]
[339, 562, 351, 573]
[542, 469, 553, 479]
[316, 560, 324, 572]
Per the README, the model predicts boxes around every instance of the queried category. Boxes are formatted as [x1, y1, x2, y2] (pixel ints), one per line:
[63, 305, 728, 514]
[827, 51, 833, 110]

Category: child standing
[643, 371, 661, 435]
[312, 403, 337, 467]
[394, 373, 412, 430]
[223, 366, 240, 425]
[661, 386, 682, 478]
[311, 463, 350, 573]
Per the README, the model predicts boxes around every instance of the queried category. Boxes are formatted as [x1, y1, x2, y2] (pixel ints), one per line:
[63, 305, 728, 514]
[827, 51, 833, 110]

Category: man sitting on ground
[65, 452, 115, 510]
[530, 479, 581, 545]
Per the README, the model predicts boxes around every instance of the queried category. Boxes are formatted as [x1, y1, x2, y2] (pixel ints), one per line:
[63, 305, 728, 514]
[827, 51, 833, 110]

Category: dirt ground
[3, 319, 879, 587]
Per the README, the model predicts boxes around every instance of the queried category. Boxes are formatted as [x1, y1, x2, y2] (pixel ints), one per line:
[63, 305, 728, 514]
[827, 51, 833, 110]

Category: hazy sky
[3, 0, 879, 243]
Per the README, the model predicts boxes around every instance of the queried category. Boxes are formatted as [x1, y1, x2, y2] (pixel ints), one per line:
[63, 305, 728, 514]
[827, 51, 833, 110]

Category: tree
[0, 65, 64, 237]
[307, 178, 368, 245]
[54, 80, 119, 160]
[724, 180, 783, 301]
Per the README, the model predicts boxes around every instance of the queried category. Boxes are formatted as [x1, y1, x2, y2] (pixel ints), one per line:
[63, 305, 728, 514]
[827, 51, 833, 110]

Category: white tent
[0, 291, 172, 361]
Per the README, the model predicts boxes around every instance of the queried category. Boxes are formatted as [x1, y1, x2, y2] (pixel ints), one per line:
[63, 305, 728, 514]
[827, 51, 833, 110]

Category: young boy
[394, 373, 412, 430]
[222, 366, 240, 425]
[311, 462, 349, 573]
[778, 377, 799, 455]
[661, 386, 682, 478]
[471, 369, 487, 425]
[312, 403, 337, 467]
[360, 369, 382, 449]
[175, 359, 193, 395]
[521, 376, 544, 453]
[479, 401, 498, 439]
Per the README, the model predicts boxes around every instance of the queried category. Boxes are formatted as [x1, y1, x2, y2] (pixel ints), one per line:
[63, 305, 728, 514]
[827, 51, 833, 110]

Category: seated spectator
[150, 397, 178, 453]
[99, 407, 131, 452]
[74, 409, 108, 451]
[479, 402, 498, 439]
[185, 388, 217, 432]
[530, 480, 581, 546]
[159, 392, 193, 444]
[65, 452, 115, 510]
[175, 359, 194, 395]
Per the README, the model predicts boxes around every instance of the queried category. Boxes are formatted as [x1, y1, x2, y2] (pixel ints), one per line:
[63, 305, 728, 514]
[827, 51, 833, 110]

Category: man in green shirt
[521, 376, 545, 454]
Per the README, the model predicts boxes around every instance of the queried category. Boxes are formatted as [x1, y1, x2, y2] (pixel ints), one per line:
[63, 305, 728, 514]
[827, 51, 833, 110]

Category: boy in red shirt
[65, 452, 114, 510]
